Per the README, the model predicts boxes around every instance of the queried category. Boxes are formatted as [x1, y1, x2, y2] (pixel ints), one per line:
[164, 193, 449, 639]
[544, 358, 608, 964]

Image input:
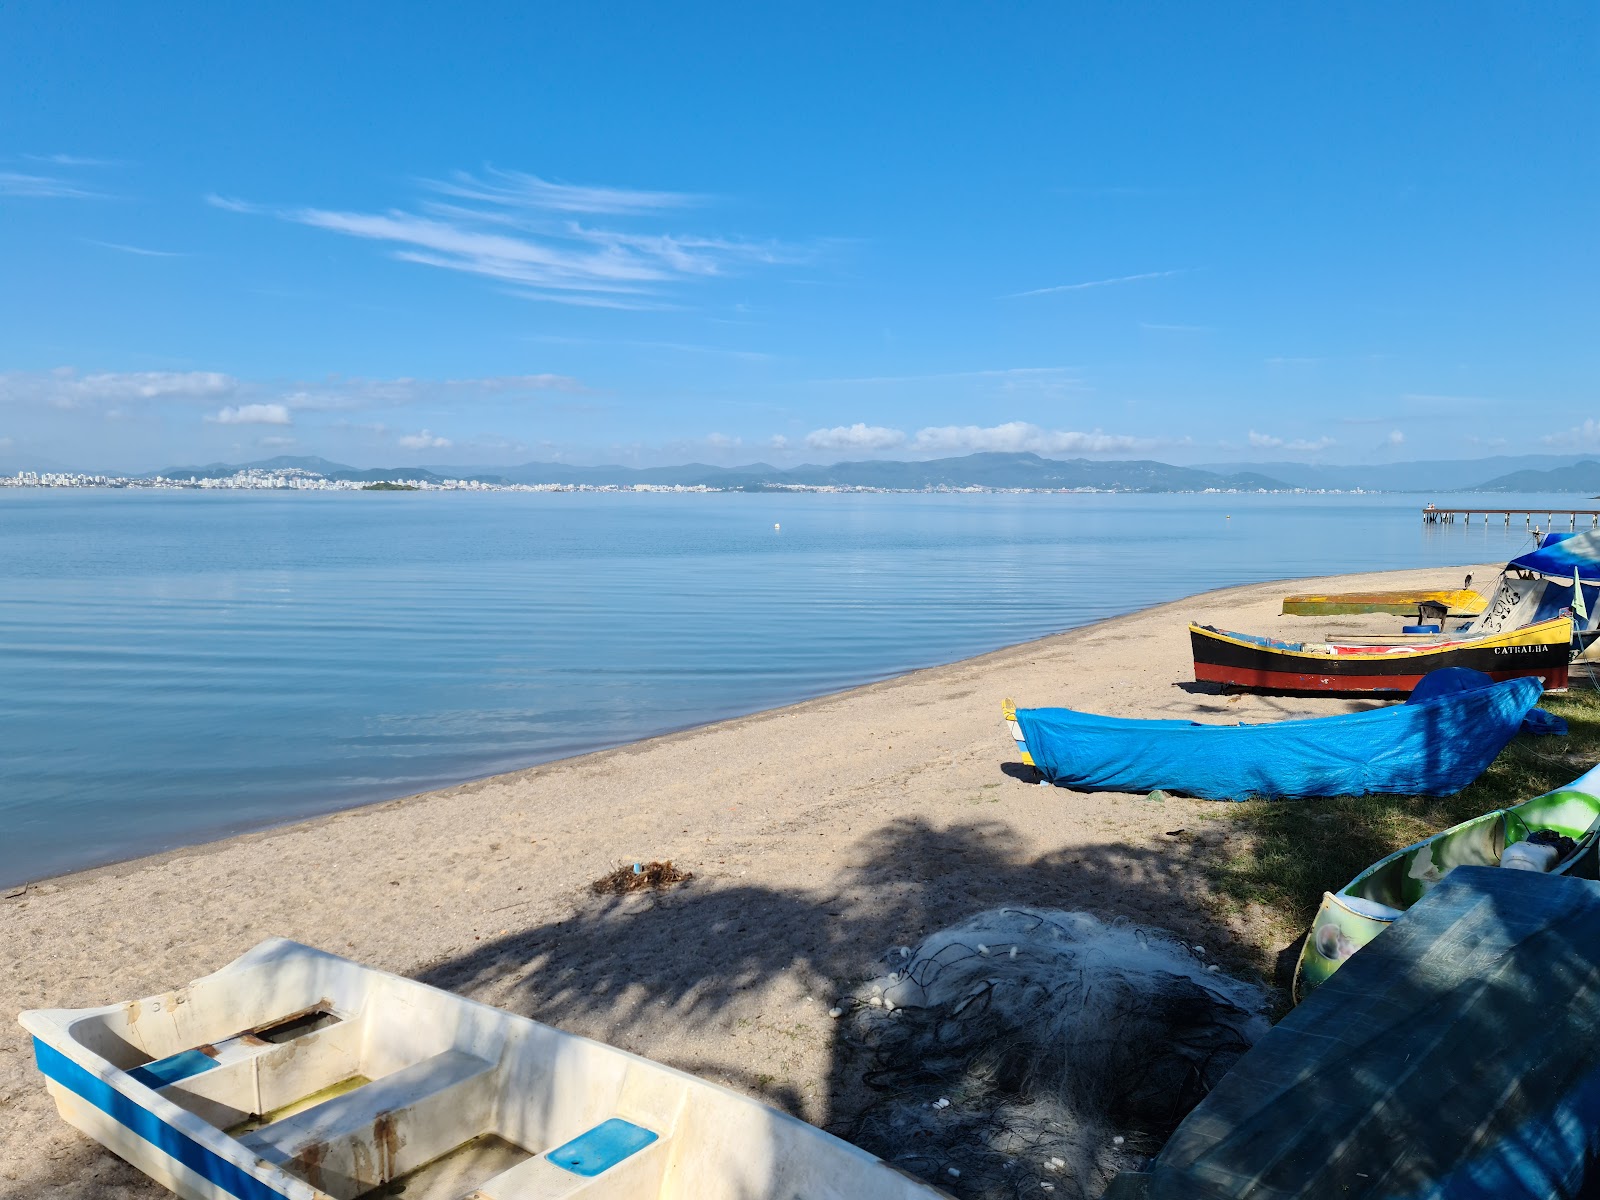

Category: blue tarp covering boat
[1509, 528, 1600, 583]
[1105, 867, 1600, 1200]
[1005, 669, 1552, 801]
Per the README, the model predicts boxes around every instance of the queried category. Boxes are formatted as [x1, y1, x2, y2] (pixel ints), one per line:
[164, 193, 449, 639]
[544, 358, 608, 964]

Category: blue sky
[2, 2, 1595, 471]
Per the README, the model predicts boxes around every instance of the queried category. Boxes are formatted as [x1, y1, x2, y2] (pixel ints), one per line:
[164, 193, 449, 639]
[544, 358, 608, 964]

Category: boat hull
[1292, 763, 1600, 1001]
[1281, 588, 1486, 617]
[20, 940, 945, 1200]
[1003, 674, 1544, 801]
[1191, 616, 1572, 694]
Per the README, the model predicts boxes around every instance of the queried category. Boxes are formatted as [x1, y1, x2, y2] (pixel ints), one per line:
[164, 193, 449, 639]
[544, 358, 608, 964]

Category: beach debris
[589, 860, 693, 896]
[1145, 789, 1169, 802]
[829, 1006, 844, 1018]
[845, 907, 1268, 1199]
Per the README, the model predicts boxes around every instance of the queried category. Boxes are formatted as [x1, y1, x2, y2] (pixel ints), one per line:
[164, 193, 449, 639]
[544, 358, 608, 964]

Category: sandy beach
[0, 561, 1502, 1198]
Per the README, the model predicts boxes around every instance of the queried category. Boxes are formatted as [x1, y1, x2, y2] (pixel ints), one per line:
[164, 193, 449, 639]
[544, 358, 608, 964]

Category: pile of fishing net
[843, 907, 1268, 1199]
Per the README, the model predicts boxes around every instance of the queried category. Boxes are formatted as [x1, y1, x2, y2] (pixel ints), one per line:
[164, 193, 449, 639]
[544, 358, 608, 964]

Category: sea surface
[0, 488, 1583, 886]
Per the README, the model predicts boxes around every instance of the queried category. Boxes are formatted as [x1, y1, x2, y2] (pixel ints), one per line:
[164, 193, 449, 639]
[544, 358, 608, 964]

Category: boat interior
[32, 941, 869, 1200]
[1347, 788, 1600, 914]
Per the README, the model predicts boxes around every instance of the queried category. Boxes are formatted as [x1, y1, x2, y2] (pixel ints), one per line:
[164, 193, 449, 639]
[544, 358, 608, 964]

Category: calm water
[0, 489, 1571, 885]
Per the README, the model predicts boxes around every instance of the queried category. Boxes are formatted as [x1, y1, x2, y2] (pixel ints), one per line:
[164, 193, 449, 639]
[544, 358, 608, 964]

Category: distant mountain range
[418, 452, 1290, 491]
[1196, 454, 1600, 492]
[17, 450, 1589, 494]
[1475, 460, 1600, 493]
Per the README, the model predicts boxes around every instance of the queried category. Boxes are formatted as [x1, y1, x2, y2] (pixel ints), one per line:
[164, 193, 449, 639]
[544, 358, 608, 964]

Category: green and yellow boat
[1280, 588, 1487, 617]
[1293, 762, 1600, 1001]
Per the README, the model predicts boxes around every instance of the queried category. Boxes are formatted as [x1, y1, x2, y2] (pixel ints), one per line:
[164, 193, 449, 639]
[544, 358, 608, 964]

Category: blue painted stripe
[128, 1047, 220, 1089]
[547, 1117, 658, 1177]
[32, 1038, 290, 1200]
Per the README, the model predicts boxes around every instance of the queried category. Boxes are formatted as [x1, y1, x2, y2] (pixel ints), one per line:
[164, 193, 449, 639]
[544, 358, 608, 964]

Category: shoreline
[9, 560, 1499, 895]
[1, 559, 1502, 1197]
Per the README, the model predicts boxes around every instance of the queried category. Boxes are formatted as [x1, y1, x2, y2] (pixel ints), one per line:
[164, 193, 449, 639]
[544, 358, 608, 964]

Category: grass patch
[1206, 687, 1600, 938]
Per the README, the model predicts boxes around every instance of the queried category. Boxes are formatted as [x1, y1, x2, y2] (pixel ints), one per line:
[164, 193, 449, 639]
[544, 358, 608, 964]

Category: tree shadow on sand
[8, 817, 1240, 1200]
[415, 816, 1240, 1160]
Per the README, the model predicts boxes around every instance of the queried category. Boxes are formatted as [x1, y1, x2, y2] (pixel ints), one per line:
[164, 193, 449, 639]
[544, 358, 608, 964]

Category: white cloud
[706, 432, 741, 449]
[805, 423, 908, 451]
[212, 169, 806, 307]
[257, 435, 297, 448]
[425, 167, 703, 215]
[1542, 419, 1600, 449]
[1387, 430, 1405, 446]
[84, 239, 186, 257]
[398, 429, 452, 449]
[910, 422, 1144, 455]
[1010, 269, 1188, 298]
[211, 403, 291, 426]
[0, 369, 239, 410]
[768, 434, 791, 451]
[1248, 430, 1335, 452]
[0, 171, 99, 199]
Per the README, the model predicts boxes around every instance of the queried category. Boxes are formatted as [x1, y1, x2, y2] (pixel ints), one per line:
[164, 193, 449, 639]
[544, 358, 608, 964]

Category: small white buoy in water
[1009, 945, 1019, 959]
[1113, 1136, 1125, 1146]
[774, 523, 780, 531]
[948, 1168, 961, 1178]
[977, 944, 990, 956]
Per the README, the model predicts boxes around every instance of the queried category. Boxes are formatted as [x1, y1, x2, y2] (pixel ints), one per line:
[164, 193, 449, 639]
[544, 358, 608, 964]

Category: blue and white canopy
[1509, 529, 1600, 583]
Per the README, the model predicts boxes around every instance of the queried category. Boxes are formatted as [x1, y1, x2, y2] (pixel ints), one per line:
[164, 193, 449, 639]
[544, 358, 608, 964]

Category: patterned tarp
[1509, 528, 1600, 582]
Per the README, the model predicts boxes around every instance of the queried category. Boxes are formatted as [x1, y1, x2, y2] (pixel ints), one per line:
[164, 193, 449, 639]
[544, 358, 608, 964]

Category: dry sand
[0, 562, 1500, 1198]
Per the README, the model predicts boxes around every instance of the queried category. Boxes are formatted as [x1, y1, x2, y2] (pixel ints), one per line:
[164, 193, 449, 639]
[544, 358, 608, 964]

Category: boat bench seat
[471, 1118, 669, 1199]
[240, 1048, 499, 1199]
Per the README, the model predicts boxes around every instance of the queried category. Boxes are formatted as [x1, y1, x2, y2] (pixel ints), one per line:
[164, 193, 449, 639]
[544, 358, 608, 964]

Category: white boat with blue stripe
[20, 938, 944, 1200]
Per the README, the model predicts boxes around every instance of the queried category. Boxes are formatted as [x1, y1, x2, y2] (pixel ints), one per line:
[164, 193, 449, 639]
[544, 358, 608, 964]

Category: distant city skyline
[2, 3, 1595, 471]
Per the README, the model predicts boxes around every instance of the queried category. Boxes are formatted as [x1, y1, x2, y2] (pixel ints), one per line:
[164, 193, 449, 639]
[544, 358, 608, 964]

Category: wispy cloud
[25, 153, 123, 168]
[1387, 430, 1405, 446]
[911, 422, 1147, 455]
[1009, 269, 1188, 298]
[0, 171, 101, 199]
[1248, 430, 1336, 452]
[211, 168, 807, 307]
[0, 368, 587, 420]
[1139, 322, 1210, 333]
[398, 429, 451, 449]
[802, 420, 1148, 456]
[1542, 418, 1600, 449]
[83, 239, 187, 257]
[210, 403, 291, 426]
[805, 423, 907, 451]
[425, 167, 703, 215]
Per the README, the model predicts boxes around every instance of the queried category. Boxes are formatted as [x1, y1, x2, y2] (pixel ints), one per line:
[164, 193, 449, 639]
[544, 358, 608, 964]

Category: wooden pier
[1422, 505, 1600, 528]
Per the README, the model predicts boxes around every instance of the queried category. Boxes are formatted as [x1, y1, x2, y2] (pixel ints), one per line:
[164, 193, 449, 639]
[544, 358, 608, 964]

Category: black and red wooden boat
[1191, 615, 1572, 695]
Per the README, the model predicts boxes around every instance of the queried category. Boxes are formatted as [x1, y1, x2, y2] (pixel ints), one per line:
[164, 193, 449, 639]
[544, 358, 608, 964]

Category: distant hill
[154, 456, 509, 485]
[1473, 460, 1600, 492]
[1196, 454, 1596, 492]
[452, 452, 1290, 491]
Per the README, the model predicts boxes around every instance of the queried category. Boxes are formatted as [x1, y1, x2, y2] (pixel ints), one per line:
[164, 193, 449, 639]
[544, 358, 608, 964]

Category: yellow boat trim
[1190, 615, 1572, 663]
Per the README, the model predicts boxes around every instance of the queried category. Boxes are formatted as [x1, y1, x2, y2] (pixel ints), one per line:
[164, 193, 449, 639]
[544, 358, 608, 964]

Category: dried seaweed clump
[590, 860, 693, 895]
[844, 907, 1268, 1199]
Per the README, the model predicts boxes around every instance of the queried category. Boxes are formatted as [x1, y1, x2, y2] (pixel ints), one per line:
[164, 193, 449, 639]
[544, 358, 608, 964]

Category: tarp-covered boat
[20, 940, 944, 1200]
[1281, 588, 1486, 617]
[1107, 867, 1600, 1200]
[1509, 527, 1600, 582]
[1004, 670, 1548, 800]
[1190, 614, 1572, 694]
[1293, 762, 1600, 1000]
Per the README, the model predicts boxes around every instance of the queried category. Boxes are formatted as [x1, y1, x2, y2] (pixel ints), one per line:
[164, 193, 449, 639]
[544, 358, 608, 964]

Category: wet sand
[0, 561, 1499, 1197]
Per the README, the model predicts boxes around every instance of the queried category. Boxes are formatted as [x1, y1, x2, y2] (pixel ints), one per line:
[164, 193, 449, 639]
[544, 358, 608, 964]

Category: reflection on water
[0, 489, 1559, 884]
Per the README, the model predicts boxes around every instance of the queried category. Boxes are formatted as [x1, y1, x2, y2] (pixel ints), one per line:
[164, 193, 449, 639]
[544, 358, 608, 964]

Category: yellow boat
[1280, 588, 1487, 617]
